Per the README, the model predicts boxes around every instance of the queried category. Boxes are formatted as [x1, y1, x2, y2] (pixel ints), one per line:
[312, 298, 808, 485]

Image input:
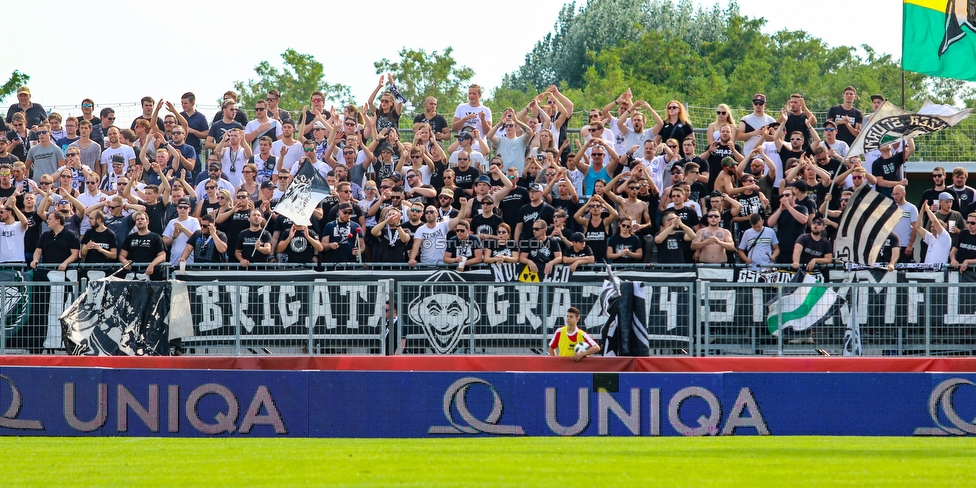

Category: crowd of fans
[3, 82, 976, 278]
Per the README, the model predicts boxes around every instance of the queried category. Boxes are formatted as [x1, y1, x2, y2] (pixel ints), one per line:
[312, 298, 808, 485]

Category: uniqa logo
[914, 378, 976, 436]
[428, 377, 524, 435]
[0, 374, 43, 430]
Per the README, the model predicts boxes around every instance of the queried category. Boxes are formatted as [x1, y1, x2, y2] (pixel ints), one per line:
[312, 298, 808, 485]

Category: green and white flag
[766, 272, 845, 336]
[848, 101, 972, 157]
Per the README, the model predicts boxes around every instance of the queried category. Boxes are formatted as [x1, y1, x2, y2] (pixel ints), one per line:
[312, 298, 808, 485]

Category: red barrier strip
[1, 355, 975, 372]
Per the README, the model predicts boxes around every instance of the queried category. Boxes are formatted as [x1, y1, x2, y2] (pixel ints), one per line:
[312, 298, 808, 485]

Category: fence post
[699, 280, 709, 357]
[467, 283, 475, 355]
[0, 282, 5, 355]
[541, 282, 549, 356]
[233, 283, 242, 356]
[776, 284, 783, 356]
[307, 282, 315, 356]
[924, 284, 931, 356]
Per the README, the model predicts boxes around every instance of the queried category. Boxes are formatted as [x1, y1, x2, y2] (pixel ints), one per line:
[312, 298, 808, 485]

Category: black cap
[111, 154, 125, 164]
[176, 197, 191, 207]
[570, 232, 586, 243]
[788, 180, 810, 192]
[260, 180, 275, 189]
[709, 190, 724, 198]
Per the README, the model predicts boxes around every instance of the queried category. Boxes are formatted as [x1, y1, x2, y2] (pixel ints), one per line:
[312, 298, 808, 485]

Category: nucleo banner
[2, 367, 975, 437]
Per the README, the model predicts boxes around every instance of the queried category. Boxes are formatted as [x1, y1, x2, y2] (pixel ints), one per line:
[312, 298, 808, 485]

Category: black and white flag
[60, 278, 192, 356]
[600, 267, 649, 356]
[833, 185, 901, 265]
[273, 160, 331, 226]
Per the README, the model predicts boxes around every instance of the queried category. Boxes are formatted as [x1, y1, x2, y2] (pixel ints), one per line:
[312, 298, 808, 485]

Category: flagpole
[251, 215, 273, 259]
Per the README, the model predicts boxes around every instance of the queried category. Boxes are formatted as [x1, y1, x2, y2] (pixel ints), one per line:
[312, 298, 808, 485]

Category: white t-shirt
[220, 146, 248, 188]
[413, 221, 450, 264]
[453, 103, 492, 134]
[163, 217, 201, 266]
[922, 228, 952, 264]
[495, 136, 529, 175]
[245, 119, 282, 154]
[449, 149, 488, 171]
[0, 221, 27, 262]
[270, 140, 303, 175]
[740, 113, 776, 156]
[100, 145, 137, 172]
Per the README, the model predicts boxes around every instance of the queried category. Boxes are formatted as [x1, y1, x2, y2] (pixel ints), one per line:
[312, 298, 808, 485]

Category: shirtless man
[690, 210, 735, 263]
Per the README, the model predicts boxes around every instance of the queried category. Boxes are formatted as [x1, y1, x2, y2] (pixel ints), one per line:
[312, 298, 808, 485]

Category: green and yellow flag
[903, 0, 976, 81]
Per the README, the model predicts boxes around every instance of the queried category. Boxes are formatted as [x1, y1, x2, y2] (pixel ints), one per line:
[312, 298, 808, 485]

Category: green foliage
[501, 0, 735, 90]
[373, 47, 475, 110]
[0, 70, 30, 103]
[232, 49, 353, 114]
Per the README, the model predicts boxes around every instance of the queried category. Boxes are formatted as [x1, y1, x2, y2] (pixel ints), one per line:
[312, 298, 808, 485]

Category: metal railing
[5, 264, 976, 357]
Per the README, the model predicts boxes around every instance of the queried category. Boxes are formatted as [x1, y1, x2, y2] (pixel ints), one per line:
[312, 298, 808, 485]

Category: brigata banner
[171, 266, 976, 354]
[3, 366, 976, 437]
[175, 268, 698, 354]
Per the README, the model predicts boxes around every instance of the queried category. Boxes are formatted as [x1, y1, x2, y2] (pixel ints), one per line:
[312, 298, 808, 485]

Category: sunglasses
[824, 128, 836, 132]
[457, 157, 469, 161]
[668, 106, 679, 110]
[410, 208, 422, 213]
[255, 108, 267, 112]
[82, 103, 93, 108]
[752, 101, 765, 105]
[852, 176, 863, 180]
[716, 110, 726, 115]
[205, 186, 216, 190]
[933, 174, 945, 178]
[236, 195, 248, 199]
[266, 98, 278, 102]
[424, 210, 436, 214]
[177, 206, 190, 210]
[36, 130, 49, 135]
[707, 215, 721, 219]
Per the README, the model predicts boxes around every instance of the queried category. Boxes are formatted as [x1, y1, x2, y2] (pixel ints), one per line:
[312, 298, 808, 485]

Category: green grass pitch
[3, 437, 975, 486]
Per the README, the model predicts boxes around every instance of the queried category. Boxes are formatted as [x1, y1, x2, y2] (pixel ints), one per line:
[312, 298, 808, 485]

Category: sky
[4, 0, 902, 112]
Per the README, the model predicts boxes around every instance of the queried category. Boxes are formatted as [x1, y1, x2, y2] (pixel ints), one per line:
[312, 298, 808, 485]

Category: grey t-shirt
[739, 226, 779, 266]
[26, 143, 64, 179]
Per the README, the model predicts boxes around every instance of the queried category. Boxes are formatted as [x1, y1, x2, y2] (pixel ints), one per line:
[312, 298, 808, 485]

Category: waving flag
[848, 100, 972, 157]
[600, 265, 649, 356]
[766, 271, 845, 335]
[273, 160, 331, 226]
[833, 185, 901, 265]
[903, 0, 976, 81]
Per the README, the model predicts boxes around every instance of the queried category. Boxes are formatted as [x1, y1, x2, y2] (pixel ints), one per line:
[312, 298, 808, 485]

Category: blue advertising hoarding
[2, 367, 974, 437]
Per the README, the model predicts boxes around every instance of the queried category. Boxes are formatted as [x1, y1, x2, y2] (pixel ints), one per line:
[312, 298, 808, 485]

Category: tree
[373, 47, 475, 110]
[0, 70, 30, 103]
[233, 49, 353, 114]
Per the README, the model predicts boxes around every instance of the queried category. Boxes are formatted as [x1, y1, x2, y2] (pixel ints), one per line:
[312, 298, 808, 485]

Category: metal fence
[8, 266, 975, 357]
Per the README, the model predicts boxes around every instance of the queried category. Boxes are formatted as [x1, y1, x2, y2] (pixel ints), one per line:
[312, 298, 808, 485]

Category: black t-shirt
[220, 209, 252, 252]
[607, 233, 643, 263]
[672, 205, 700, 229]
[207, 120, 245, 146]
[445, 235, 483, 260]
[877, 233, 901, 264]
[706, 143, 741, 191]
[954, 231, 976, 263]
[121, 231, 165, 278]
[22, 211, 42, 252]
[498, 187, 529, 229]
[371, 225, 410, 263]
[657, 230, 689, 264]
[784, 113, 813, 149]
[517, 202, 555, 242]
[826, 105, 864, 146]
[470, 213, 504, 239]
[321, 220, 362, 263]
[236, 228, 272, 263]
[521, 237, 561, 266]
[80, 228, 117, 264]
[280, 228, 319, 264]
[141, 200, 168, 235]
[795, 233, 832, 267]
[187, 229, 228, 263]
[563, 244, 594, 262]
[413, 113, 449, 137]
[584, 218, 609, 263]
[104, 213, 135, 248]
[453, 166, 481, 193]
[37, 228, 80, 264]
[774, 205, 809, 263]
[871, 153, 905, 196]
[659, 121, 693, 144]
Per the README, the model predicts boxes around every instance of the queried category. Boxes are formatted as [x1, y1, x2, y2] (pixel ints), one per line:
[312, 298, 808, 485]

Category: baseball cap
[788, 180, 810, 192]
[439, 188, 454, 199]
[337, 202, 354, 211]
[811, 216, 824, 224]
[767, 121, 781, 128]
[58, 199, 70, 205]
[260, 180, 275, 190]
[871, 94, 885, 102]
[569, 232, 586, 243]
[753, 94, 766, 103]
[16, 86, 30, 95]
[709, 190, 724, 199]
[208, 162, 221, 170]
[721, 156, 736, 168]
[939, 192, 955, 201]
[111, 154, 125, 164]
[458, 131, 473, 141]
[312, 121, 327, 129]
[823, 120, 837, 128]
[476, 175, 491, 185]
[176, 197, 191, 207]
[529, 182, 545, 192]
[378, 143, 394, 153]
